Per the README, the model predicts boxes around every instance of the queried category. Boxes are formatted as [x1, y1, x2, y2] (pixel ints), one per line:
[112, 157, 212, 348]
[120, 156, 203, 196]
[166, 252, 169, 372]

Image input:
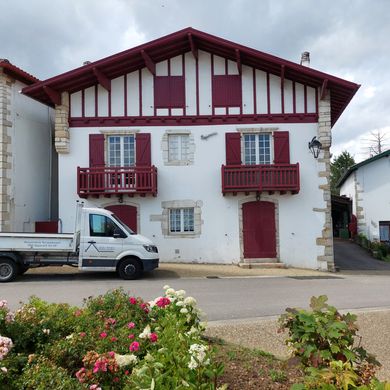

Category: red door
[105, 205, 137, 233]
[243, 201, 276, 258]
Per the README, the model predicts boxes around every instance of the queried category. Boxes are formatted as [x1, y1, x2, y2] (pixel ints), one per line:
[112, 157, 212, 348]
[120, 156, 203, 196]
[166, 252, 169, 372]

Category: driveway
[334, 238, 390, 272]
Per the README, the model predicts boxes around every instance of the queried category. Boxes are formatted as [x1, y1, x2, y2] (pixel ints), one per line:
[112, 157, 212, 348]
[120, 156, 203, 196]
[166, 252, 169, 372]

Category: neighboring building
[338, 150, 390, 243]
[23, 28, 359, 270]
[0, 59, 55, 232]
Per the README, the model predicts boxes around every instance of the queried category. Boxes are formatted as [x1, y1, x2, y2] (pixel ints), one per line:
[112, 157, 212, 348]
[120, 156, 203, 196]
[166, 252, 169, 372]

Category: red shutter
[225, 133, 241, 165]
[89, 134, 105, 167]
[273, 131, 290, 164]
[213, 75, 242, 107]
[136, 133, 151, 166]
[154, 76, 170, 108]
[169, 76, 185, 107]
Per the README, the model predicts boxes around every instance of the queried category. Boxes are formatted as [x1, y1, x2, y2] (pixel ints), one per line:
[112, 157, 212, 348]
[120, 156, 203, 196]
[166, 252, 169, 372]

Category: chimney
[300, 51, 310, 67]
[83, 61, 91, 66]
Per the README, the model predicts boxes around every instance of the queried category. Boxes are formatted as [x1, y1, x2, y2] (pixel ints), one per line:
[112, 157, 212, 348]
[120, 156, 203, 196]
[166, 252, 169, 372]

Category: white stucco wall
[340, 156, 390, 241]
[10, 80, 53, 231]
[58, 121, 326, 269]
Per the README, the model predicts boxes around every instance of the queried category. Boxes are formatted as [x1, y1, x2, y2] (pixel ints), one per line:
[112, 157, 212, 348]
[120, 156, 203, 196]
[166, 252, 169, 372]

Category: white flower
[1, 367, 7, 373]
[188, 343, 209, 369]
[175, 301, 184, 307]
[148, 300, 156, 308]
[188, 357, 198, 369]
[114, 353, 137, 367]
[139, 325, 151, 339]
[184, 297, 196, 306]
[0, 300, 8, 309]
[176, 289, 186, 298]
[180, 308, 188, 314]
[65, 334, 74, 340]
[163, 285, 170, 290]
[165, 288, 175, 296]
[42, 328, 50, 335]
[144, 353, 154, 362]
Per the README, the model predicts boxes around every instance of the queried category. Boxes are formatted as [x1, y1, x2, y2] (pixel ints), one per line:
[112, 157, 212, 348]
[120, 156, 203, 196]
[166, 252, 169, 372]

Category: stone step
[238, 262, 287, 269]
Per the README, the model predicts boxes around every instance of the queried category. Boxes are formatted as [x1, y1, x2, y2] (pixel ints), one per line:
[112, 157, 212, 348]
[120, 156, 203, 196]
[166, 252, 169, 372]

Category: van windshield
[112, 214, 136, 235]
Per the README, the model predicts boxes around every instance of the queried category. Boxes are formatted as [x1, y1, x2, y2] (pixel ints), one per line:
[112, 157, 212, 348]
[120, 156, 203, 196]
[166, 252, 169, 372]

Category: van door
[80, 213, 125, 267]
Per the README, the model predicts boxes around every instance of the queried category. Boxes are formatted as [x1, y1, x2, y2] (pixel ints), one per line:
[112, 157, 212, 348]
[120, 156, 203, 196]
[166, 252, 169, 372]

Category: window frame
[89, 214, 125, 237]
[168, 134, 190, 162]
[379, 221, 390, 242]
[169, 207, 195, 235]
[107, 134, 135, 167]
[243, 133, 272, 165]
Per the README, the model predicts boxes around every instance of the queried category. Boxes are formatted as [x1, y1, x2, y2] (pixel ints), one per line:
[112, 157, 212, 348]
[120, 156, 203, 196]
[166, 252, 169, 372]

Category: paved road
[1, 272, 390, 321]
[334, 239, 390, 272]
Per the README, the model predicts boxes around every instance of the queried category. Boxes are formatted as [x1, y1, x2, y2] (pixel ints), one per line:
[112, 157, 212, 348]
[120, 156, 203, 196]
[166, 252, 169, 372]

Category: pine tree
[330, 151, 355, 195]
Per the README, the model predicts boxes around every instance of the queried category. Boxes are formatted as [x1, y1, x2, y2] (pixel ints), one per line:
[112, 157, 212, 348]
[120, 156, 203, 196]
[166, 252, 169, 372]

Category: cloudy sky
[2, 0, 389, 161]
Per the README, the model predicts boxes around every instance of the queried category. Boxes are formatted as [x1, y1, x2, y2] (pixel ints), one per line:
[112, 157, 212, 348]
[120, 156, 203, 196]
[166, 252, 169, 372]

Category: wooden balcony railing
[221, 163, 300, 194]
[77, 166, 157, 198]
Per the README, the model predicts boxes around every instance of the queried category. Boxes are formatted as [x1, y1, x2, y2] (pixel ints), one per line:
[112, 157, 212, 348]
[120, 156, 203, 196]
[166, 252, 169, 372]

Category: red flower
[156, 297, 171, 308]
[127, 322, 135, 329]
[128, 334, 134, 339]
[79, 332, 86, 338]
[99, 332, 107, 339]
[140, 303, 150, 313]
[149, 333, 158, 343]
[129, 341, 140, 352]
[110, 337, 118, 342]
[129, 297, 137, 305]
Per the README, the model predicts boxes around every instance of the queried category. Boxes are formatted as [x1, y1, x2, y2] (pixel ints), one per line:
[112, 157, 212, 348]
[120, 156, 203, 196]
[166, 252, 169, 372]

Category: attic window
[155, 76, 185, 108]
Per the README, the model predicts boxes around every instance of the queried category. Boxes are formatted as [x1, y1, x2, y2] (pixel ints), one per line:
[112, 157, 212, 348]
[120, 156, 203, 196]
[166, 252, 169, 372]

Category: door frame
[238, 196, 279, 262]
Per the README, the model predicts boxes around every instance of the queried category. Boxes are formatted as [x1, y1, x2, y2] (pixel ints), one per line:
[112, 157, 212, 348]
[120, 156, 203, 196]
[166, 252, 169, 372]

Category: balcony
[221, 163, 300, 195]
[77, 166, 157, 198]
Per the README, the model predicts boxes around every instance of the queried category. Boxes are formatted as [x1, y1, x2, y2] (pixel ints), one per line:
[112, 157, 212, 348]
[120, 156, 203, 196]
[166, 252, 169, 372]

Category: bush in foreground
[0, 288, 223, 389]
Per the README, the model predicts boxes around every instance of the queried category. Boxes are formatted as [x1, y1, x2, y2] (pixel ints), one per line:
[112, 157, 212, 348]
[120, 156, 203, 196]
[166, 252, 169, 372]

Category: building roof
[337, 149, 390, 187]
[0, 59, 40, 85]
[22, 27, 360, 125]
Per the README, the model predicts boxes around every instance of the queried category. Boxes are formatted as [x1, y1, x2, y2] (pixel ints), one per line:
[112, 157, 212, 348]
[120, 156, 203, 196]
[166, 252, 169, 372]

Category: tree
[361, 130, 389, 157]
[330, 151, 355, 195]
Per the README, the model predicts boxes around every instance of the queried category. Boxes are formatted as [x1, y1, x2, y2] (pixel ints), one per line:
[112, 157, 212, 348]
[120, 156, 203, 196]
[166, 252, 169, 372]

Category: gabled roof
[0, 59, 39, 85]
[22, 27, 360, 125]
[337, 149, 390, 188]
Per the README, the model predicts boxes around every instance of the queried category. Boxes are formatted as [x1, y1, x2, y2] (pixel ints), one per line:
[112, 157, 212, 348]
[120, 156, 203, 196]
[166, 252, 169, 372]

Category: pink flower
[156, 297, 171, 308]
[127, 322, 135, 329]
[129, 297, 137, 305]
[113, 377, 120, 383]
[110, 337, 118, 342]
[128, 334, 134, 339]
[125, 370, 129, 375]
[76, 367, 86, 383]
[79, 332, 86, 338]
[93, 358, 108, 373]
[99, 332, 107, 339]
[149, 333, 158, 343]
[140, 303, 150, 313]
[108, 351, 115, 358]
[74, 309, 83, 317]
[90, 385, 102, 390]
[129, 341, 140, 352]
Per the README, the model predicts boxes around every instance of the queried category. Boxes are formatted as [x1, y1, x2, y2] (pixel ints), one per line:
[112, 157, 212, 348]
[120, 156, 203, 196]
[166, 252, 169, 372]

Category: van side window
[89, 214, 121, 237]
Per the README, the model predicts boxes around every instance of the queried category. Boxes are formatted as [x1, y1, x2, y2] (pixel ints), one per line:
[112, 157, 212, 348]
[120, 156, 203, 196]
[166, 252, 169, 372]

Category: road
[1, 272, 390, 320]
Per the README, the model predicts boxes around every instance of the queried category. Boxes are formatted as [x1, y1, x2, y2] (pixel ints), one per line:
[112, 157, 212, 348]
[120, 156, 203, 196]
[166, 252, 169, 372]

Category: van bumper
[142, 258, 159, 272]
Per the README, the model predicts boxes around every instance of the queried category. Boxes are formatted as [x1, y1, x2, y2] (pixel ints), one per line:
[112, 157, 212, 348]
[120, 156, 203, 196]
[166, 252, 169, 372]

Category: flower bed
[0, 288, 222, 389]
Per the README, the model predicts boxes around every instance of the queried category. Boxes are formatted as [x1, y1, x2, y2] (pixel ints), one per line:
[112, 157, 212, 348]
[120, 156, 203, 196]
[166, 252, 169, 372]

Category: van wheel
[0, 258, 18, 282]
[118, 258, 142, 280]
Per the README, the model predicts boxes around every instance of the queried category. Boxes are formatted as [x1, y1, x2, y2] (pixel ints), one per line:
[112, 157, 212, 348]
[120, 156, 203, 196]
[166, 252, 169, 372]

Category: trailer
[0, 203, 159, 282]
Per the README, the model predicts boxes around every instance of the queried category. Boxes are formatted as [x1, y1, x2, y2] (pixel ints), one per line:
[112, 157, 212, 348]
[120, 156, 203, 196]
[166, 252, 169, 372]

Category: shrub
[0, 287, 223, 389]
[279, 295, 380, 386]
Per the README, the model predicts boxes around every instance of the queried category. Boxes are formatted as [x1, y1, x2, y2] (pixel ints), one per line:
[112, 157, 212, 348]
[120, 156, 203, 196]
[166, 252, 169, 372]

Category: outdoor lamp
[308, 136, 322, 159]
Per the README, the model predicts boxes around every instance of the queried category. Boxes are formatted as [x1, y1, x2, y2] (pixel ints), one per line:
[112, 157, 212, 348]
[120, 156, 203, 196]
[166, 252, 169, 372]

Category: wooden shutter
[154, 76, 170, 108]
[155, 76, 185, 108]
[136, 133, 151, 166]
[273, 131, 290, 164]
[225, 133, 241, 165]
[169, 76, 185, 107]
[212, 75, 242, 107]
[89, 134, 105, 167]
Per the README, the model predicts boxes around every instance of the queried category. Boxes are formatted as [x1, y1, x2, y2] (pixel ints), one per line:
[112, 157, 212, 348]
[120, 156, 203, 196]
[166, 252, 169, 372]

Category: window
[169, 208, 194, 233]
[108, 135, 135, 167]
[89, 214, 123, 237]
[243, 133, 271, 165]
[379, 221, 390, 242]
[168, 134, 189, 162]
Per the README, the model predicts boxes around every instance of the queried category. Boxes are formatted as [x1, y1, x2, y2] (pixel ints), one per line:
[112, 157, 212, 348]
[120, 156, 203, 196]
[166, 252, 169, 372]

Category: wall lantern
[308, 136, 322, 159]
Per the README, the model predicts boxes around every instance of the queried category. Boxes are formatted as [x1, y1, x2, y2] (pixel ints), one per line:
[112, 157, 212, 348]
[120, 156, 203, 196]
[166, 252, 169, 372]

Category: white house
[338, 150, 390, 243]
[23, 28, 359, 270]
[0, 59, 55, 233]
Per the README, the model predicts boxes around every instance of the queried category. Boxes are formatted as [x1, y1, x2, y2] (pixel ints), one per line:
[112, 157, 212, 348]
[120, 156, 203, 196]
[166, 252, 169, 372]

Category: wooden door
[105, 205, 137, 233]
[242, 201, 276, 258]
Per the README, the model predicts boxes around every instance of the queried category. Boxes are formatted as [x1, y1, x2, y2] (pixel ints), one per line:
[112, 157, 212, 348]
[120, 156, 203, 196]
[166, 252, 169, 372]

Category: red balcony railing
[77, 166, 157, 197]
[222, 163, 300, 194]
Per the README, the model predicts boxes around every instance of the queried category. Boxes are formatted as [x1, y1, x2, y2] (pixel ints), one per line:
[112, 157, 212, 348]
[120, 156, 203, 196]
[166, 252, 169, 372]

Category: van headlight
[143, 245, 158, 253]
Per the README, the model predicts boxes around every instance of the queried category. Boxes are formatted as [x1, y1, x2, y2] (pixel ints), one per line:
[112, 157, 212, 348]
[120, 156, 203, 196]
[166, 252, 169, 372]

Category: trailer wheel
[0, 258, 18, 282]
[117, 258, 142, 280]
